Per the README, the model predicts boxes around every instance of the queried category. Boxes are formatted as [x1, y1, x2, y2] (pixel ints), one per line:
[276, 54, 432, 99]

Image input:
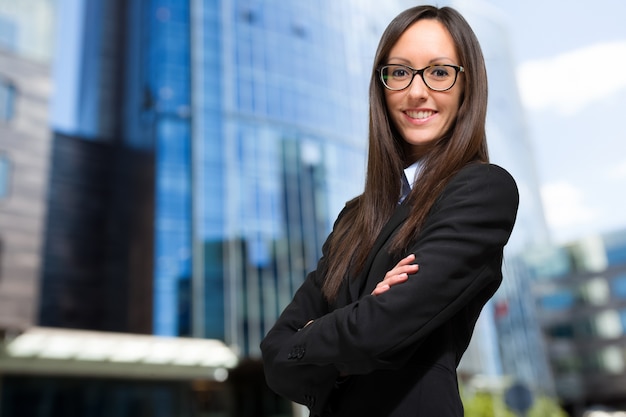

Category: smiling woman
[261, 5, 519, 417]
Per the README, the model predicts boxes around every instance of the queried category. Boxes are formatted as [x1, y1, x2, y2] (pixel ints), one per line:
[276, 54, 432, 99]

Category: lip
[402, 109, 437, 124]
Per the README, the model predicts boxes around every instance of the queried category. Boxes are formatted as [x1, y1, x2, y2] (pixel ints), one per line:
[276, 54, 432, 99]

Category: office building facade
[532, 230, 626, 414]
[0, 51, 51, 330]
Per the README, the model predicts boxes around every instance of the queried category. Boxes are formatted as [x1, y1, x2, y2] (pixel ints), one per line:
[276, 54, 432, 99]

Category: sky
[486, 0, 626, 244]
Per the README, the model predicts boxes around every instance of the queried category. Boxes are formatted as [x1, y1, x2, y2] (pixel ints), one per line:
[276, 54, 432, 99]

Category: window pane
[539, 289, 575, 310]
[612, 274, 626, 299]
[0, 79, 16, 122]
[0, 155, 9, 198]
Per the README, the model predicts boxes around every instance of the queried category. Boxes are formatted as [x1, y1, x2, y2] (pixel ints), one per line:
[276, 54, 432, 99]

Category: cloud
[517, 41, 626, 115]
[608, 159, 626, 180]
[540, 181, 597, 230]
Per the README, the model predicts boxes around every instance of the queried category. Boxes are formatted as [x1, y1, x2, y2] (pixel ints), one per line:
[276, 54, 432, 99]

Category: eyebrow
[387, 56, 457, 65]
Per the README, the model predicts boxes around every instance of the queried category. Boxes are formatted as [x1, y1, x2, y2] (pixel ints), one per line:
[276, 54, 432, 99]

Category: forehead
[388, 19, 458, 63]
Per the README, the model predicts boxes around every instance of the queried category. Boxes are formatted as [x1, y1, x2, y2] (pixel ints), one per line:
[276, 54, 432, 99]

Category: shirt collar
[403, 160, 423, 190]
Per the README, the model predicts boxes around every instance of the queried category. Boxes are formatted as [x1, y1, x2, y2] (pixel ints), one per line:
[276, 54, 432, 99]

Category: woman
[260, 5, 519, 417]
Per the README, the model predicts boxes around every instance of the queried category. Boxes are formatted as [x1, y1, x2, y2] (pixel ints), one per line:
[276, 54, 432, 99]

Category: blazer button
[289, 345, 306, 360]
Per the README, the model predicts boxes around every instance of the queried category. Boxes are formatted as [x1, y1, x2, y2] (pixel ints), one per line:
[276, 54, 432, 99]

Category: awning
[0, 327, 238, 381]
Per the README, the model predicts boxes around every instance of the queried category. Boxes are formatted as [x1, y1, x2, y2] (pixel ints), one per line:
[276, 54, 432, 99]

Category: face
[383, 19, 463, 162]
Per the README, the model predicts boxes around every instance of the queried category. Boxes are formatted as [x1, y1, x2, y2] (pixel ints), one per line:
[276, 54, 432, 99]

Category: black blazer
[260, 163, 519, 417]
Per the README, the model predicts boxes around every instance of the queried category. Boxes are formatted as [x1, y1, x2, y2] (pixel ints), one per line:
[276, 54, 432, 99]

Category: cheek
[446, 92, 463, 120]
[383, 93, 399, 121]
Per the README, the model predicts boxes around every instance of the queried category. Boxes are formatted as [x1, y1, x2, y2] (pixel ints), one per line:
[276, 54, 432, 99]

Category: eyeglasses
[378, 64, 464, 91]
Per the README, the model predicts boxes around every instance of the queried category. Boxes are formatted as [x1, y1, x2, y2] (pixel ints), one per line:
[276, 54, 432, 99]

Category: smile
[405, 110, 435, 120]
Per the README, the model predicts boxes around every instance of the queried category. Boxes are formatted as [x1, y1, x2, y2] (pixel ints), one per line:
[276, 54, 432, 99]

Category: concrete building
[0, 49, 52, 331]
[0, 0, 56, 332]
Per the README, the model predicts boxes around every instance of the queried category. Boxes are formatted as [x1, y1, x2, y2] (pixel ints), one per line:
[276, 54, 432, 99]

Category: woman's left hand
[371, 254, 419, 296]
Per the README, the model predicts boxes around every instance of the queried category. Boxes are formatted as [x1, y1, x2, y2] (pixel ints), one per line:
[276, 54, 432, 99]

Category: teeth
[406, 110, 434, 119]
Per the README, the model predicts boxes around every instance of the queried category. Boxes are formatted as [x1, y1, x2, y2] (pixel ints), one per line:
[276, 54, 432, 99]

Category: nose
[407, 74, 429, 99]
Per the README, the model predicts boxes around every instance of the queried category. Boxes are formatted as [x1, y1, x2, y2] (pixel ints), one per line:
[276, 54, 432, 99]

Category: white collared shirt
[403, 160, 423, 191]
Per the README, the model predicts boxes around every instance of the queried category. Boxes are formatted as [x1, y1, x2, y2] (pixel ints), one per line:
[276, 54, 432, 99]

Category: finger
[390, 272, 409, 283]
[394, 254, 415, 268]
[378, 272, 407, 286]
[372, 284, 390, 296]
[375, 273, 409, 291]
[390, 255, 417, 273]
[373, 272, 409, 294]
[397, 263, 419, 273]
[385, 263, 419, 280]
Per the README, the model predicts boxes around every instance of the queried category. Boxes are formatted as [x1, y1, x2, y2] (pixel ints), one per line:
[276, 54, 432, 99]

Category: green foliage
[462, 390, 569, 417]
[527, 396, 569, 417]
[463, 392, 515, 417]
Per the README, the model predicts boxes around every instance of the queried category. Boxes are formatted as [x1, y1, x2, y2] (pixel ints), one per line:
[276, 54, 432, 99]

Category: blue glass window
[612, 274, 626, 299]
[0, 155, 9, 199]
[0, 79, 16, 122]
[538, 289, 575, 311]
[0, 16, 17, 52]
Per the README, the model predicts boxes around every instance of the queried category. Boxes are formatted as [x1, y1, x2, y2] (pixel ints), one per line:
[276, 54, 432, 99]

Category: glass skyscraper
[130, 1, 412, 355]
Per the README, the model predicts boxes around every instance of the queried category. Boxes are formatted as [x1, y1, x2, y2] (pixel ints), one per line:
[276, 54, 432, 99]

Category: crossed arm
[302, 254, 418, 331]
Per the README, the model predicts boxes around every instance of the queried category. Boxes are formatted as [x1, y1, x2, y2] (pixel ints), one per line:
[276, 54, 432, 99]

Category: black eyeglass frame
[377, 64, 465, 92]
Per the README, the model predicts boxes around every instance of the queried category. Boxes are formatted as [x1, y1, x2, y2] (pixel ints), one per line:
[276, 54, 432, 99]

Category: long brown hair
[321, 6, 489, 302]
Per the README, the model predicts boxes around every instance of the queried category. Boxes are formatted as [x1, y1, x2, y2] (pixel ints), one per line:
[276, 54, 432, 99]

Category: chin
[405, 138, 438, 147]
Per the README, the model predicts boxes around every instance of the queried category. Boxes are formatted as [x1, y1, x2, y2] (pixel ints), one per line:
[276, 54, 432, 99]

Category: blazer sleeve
[270, 163, 519, 376]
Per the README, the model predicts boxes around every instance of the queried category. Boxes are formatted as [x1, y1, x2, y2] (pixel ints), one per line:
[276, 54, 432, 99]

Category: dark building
[38, 134, 155, 333]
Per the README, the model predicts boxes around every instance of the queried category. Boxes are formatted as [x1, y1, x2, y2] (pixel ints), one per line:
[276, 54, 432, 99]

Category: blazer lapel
[348, 202, 412, 300]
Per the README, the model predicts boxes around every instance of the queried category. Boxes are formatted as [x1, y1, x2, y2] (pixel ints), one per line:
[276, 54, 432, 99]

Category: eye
[390, 66, 411, 79]
[427, 66, 451, 79]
